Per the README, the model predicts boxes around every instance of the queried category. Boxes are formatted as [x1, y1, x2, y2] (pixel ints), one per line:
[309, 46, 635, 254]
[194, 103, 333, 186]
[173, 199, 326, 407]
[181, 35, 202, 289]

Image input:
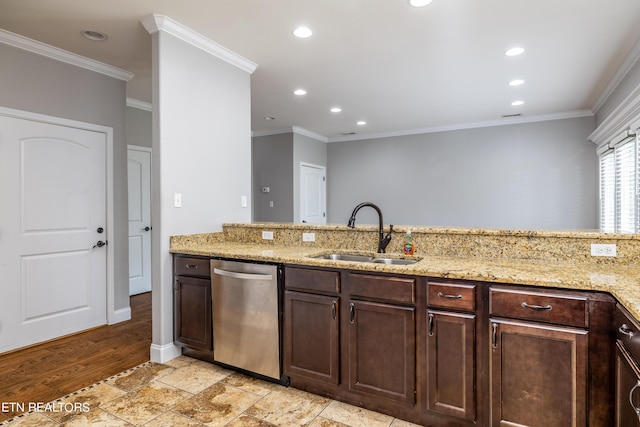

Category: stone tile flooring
[0, 356, 421, 426]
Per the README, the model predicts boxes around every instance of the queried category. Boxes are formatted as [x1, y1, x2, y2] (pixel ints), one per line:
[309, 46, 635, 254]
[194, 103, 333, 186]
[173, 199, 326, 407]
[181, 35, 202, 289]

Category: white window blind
[599, 150, 615, 232]
[599, 132, 639, 233]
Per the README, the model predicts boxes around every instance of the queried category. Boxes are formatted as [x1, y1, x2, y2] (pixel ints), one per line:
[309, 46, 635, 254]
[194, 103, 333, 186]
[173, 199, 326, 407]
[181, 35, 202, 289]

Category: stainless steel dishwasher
[210, 259, 281, 380]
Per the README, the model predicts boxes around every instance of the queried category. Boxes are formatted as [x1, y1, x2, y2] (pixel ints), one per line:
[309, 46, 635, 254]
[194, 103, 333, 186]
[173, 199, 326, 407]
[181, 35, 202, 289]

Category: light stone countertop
[170, 241, 640, 321]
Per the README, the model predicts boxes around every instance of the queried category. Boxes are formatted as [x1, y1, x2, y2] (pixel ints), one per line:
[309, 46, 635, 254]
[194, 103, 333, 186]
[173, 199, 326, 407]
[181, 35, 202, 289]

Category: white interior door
[128, 146, 152, 295]
[0, 114, 107, 354]
[300, 162, 326, 224]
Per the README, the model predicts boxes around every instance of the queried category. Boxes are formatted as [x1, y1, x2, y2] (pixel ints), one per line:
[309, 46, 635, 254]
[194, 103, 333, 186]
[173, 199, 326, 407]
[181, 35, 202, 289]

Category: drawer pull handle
[492, 323, 498, 348]
[522, 302, 552, 311]
[349, 303, 355, 324]
[331, 301, 337, 320]
[629, 380, 640, 416]
[428, 313, 434, 336]
[437, 292, 462, 299]
[185, 264, 198, 269]
[620, 324, 634, 337]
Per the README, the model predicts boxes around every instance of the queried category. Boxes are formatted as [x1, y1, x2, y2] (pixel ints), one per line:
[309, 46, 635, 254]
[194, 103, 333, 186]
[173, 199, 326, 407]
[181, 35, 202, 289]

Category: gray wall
[327, 116, 597, 229]
[252, 133, 294, 222]
[126, 105, 152, 148]
[293, 132, 328, 222]
[0, 43, 130, 311]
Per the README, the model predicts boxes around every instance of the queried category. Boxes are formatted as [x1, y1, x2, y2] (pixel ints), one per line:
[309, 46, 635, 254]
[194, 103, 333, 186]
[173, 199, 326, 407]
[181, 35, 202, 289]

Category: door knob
[92, 240, 107, 249]
[142, 226, 151, 231]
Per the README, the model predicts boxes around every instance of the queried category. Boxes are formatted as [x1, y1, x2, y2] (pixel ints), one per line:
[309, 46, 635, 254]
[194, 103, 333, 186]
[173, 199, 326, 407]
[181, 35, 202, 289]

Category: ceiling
[2, 0, 640, 141]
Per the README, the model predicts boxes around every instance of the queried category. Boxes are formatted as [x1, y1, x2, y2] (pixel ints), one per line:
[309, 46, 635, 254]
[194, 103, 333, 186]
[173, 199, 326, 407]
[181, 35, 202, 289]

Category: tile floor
[0, 356, 422, 427]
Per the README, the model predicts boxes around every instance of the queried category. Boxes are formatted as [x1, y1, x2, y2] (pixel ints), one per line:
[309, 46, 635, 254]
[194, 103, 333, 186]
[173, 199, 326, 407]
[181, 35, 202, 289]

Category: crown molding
[251, 128, 293, 138]
[592, 37, 640, 114]
[589, 81, 640, 145]
[0, 28, 134, 81]
[327, 110, 594, 143]
[140, 14, 257, 74]
[292, 126, 329, 142]
[126, 98, 152, 111]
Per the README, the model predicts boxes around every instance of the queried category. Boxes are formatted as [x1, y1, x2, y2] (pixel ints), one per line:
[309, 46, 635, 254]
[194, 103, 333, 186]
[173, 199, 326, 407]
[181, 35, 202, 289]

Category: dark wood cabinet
[426, 310, 475, 421]
[347, 299, 416, 404]
[173, 255, 212, 351]
[615, 304, 640, 427]
[489, 286, 589, 427]
[616, 342, 640, 427]
[425, 280, 477, 422]
[283, 290, 340, 385]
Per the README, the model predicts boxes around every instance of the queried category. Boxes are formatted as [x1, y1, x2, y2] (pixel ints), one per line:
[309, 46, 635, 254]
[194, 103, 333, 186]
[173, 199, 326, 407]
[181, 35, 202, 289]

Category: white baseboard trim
[109, 306, 131, 324]
[150, 343, 182, 363]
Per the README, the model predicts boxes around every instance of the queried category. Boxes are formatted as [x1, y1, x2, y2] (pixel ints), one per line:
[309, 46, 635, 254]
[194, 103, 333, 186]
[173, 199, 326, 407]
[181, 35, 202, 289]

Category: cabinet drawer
[428, 281, 476, 312]
[174, 256, 211, 278]
[616, 304, 640, 363]
[347, 273, 415, 304]
[490, 287, 588, 328]
[285, 267, 340, 294]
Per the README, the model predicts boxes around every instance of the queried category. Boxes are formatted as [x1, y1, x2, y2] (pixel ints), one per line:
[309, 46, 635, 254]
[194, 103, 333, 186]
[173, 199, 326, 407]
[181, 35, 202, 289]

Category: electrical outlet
[591, 243, 617, 257]
[262, 231, 274, 240]
[302, 232, 316, 242]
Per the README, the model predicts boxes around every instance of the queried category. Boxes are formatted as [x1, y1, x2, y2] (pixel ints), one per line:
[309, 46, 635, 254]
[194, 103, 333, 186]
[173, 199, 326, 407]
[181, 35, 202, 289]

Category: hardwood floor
[0, 292, 151, 422]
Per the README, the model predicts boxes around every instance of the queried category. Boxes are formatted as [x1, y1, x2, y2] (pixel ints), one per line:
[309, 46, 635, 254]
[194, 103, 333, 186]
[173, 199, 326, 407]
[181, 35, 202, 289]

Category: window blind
[599, 132, 639, 233]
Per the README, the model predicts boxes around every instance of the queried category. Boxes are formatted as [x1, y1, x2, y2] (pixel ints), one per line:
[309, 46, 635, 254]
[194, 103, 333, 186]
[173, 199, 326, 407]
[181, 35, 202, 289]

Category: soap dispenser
[403, 229, 414, 255]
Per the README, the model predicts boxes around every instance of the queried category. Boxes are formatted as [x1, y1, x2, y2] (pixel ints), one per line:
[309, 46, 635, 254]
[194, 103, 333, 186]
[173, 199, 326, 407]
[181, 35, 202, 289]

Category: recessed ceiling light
[81, 30, 108, 41]
[505, 47, 525, 56]
[264, 116, 275, 120]
[509, 79, 525, 86]
[511, 100, 525, 106]
[293, 89, 307, 96]
[357, 121, 367, 126]
[293, 26, 312, 38]
[330, 107, 342, 113]
[408, 0, 434, 7]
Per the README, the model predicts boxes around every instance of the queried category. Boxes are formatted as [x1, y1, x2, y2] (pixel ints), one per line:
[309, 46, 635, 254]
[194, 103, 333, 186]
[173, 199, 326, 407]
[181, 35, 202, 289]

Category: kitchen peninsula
[171, 223, 640, 427]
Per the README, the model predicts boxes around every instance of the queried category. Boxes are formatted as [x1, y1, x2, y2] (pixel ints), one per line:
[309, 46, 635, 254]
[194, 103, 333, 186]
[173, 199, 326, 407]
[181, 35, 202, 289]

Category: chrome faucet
[347, 202, 393, 253]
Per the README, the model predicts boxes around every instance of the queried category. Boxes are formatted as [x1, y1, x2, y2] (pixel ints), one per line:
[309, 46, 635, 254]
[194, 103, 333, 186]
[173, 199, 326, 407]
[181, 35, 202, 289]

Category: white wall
[327, 116, 597, 230]
[146, 21, 253, 362]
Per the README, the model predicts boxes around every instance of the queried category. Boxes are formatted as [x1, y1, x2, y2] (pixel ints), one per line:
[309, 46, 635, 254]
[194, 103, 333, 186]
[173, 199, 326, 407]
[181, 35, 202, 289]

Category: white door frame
[0, 106, 116, 324]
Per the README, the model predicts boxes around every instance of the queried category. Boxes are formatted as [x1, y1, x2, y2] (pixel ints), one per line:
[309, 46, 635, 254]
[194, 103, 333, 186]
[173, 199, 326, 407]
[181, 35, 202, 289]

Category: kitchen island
[171, 223, 640, 426]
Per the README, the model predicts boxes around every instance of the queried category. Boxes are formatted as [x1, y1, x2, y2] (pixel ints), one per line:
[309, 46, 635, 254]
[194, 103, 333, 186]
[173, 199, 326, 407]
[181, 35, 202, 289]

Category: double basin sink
[310, 252, 419, 265]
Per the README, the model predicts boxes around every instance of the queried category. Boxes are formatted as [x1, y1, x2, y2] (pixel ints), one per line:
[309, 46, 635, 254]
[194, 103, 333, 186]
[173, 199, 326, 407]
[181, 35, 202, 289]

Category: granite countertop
[171, 241, 640, 320]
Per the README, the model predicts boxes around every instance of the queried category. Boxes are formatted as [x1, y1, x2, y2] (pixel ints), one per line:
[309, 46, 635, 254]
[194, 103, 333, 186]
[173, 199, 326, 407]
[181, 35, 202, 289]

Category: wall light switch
[174, 193, 182, 208]
[269, 200, 274, 208]
[241, 195, 247, 208]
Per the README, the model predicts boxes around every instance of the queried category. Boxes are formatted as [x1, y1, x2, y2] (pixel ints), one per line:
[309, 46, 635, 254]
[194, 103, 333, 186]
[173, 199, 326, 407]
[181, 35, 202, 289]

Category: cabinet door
[174, 275, 212, 350]
[284, 290, 340, 385]
[616, 342, 640, 427]
[490, 319, 587, 427]
[426, 310, 475, 421]
[348, 299, 415, 404]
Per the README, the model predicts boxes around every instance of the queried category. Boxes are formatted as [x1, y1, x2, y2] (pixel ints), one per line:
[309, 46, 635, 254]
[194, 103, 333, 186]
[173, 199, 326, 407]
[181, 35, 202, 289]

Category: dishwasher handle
[213, 268, 273, 281]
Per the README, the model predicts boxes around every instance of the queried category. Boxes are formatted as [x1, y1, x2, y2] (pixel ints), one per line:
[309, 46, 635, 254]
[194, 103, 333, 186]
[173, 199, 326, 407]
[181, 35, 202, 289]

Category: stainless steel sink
[310, 253, 418, 265]
[371, 257, 418, 265]
[313, 253, 375, 262]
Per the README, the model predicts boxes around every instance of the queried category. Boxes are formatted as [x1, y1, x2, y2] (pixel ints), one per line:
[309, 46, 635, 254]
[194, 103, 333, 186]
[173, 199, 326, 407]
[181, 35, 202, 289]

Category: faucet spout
[347, 202, 393, 253]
